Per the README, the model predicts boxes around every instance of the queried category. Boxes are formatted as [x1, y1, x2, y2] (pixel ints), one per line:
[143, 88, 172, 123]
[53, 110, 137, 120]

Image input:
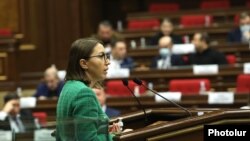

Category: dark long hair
[65, 38, 102, 84]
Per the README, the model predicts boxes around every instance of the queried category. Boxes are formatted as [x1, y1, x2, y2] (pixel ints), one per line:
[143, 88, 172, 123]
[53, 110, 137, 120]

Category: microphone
[122, 79, 148, 123]
[133, 78, 192, 117]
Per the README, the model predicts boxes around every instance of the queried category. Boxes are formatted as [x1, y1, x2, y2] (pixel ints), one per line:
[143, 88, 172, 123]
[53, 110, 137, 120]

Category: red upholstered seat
[200, 0, 230, 10]
[180, 15, 213, 27]
[169, 79, 211, 95]
[149, 3, 180, 12]
[33, 112, 47, 126]
[246, 0, 250, 8]
[127, 19, 160, 30]
[0, 28, 12, 37]
[105, 80, 146, 96]
[226, 55, 236, 64]
[236, 74, 250, 93]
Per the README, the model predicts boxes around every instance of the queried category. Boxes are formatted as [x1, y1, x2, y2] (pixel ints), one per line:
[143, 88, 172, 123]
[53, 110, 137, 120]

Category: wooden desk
[127, 43, 250, 66]
[111, 108, 250, 141]
[31, 94, 250, 121]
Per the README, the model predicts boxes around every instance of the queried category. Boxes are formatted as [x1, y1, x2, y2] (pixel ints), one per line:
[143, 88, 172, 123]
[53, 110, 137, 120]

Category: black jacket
[0, 110, 36, 132]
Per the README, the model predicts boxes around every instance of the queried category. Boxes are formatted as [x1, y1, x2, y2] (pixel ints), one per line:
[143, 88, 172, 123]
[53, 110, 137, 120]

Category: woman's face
[86, 43, 110, 81]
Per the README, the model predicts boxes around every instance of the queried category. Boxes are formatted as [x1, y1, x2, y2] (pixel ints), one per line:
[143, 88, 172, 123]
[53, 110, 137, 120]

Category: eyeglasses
[87, 52, 110, 62]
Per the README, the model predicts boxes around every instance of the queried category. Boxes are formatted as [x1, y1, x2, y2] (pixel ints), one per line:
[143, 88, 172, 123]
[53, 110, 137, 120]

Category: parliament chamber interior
[0, 0, 250, 141]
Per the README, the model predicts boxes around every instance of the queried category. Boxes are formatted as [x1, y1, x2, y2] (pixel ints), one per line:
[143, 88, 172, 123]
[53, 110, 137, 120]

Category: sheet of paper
[208, 92, 234, 104]
[243, 62, 250, 74]
[193, 65, 219, 75]
[172, 44, 195, 54]
[155, 92, 182, 102]
[34, 129, 55, 141]
[0, 131, 12, 141]
[107, 68, 130, 78]
[20, 97, 37, 108]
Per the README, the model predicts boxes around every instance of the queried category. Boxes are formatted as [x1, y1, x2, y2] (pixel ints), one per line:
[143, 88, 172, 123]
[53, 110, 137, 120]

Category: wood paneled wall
[0, 0, 19, 31]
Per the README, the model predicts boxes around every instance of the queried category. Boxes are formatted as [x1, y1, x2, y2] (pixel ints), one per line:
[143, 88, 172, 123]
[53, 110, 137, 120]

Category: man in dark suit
[228, 12, 250, 43]
[188, 32, 228, 65]
[150, 18, 183, 45]
[92, 88, 120, 118]
[151, 36, 184, 69]
[34, 66, 64, 100]
[0, 93, 37, 132]
[109, 40, 134, 70]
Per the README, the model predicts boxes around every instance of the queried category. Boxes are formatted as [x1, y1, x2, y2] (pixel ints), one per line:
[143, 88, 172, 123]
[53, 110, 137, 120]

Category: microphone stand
[140, 83, 192, 117]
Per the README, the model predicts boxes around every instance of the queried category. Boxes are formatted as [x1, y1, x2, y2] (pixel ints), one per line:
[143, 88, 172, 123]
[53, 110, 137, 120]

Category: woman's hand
[109, 122, 121, 133]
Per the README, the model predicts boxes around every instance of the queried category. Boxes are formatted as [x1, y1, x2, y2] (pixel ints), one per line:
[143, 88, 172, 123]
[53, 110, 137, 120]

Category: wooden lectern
[110, 108, 250, 141]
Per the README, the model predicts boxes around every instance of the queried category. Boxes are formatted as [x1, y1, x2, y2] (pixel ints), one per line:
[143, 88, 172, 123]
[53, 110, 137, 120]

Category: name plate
[172, 44, 195, 54]
[34, 129, 55, 141]
[155, 92, 182, 102]
[0, 131, 12, 141]
[107, 68, 130, 78]
[208, 92, 234, 104]
[193, 65, 219, 75]
[243, 63, 250, 74]
[20, 97, 37, 108]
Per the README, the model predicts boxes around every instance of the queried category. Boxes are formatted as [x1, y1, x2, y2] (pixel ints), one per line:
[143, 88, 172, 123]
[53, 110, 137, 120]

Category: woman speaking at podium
[56, 38, 118, 140]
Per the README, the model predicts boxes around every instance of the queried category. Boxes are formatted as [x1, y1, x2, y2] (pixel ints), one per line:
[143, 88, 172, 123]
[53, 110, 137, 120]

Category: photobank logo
[204, 125, 250, 141]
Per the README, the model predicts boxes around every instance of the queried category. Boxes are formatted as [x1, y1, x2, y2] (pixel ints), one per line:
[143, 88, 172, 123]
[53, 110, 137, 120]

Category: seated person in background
[188, 32, 228, 65]
[92, 88, 120, 118]
[228, 12, 250, 43]
[150, 18, 183, 45]
[151, 36, 184, 69]
[92, 20, 123, 50]
[0, 92, 37, 132]
[109, 40, 134, 70]
[34, 66, 64, 100]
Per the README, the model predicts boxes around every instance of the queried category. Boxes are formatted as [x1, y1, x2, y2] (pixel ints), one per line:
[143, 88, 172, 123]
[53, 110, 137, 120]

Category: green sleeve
[72, 89, 112, 141]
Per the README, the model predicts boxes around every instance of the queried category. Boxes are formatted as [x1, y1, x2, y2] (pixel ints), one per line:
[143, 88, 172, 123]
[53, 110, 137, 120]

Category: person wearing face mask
[188, 32, 228, 65]
[228, 12, 250, 43]
[151, 36, 184, 69]
[150, 18, 183, 46]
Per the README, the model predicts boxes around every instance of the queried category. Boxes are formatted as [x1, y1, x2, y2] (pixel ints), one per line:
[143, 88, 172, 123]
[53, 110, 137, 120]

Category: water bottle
[130, 40, 137, 49]
[134, 86, 140, 97]
[117, 117, 124, 131]
[140, 37, 146, 48]
[117, 20, 123, 32]
[16, 87, 22, 97]
[199, 81, 206, 95]
[205, 15, 210, 27]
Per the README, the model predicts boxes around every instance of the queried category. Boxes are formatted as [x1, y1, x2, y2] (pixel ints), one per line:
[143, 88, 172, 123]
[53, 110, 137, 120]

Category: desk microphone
[132, 78, 192, 117]
[122, 79, 148, 123]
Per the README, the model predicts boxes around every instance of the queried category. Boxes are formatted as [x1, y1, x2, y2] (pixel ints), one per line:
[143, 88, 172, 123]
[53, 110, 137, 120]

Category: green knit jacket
[56, 80, 113, 141]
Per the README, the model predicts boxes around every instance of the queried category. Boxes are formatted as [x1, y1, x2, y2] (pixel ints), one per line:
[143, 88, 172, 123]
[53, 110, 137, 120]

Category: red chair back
[149, 3, 179, 12]
[169, 79, 211, 95]
[200, 0, 230, 10]
[127, 19, 160, 30]
[33, 112, 47, 126]
[105, 80, 146, 96]
[247, 0, 250, 8]
[236, 74, 250, 93]
[180, 15, 213, 27]
[226, 55, 236, 64]
[0, 28, 12, 37]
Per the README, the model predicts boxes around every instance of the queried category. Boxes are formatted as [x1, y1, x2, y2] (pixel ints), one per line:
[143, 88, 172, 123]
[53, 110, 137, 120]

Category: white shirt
[0, 111, 25, 133]
[157, 56, 172, 69]
[102, 105, 107, 113]
[109, 55, 122, 70]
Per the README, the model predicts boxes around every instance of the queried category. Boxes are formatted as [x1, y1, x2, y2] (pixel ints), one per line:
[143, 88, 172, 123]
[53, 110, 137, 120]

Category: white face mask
[159, 48, 170, 58]
[240, 25, 250, 32]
